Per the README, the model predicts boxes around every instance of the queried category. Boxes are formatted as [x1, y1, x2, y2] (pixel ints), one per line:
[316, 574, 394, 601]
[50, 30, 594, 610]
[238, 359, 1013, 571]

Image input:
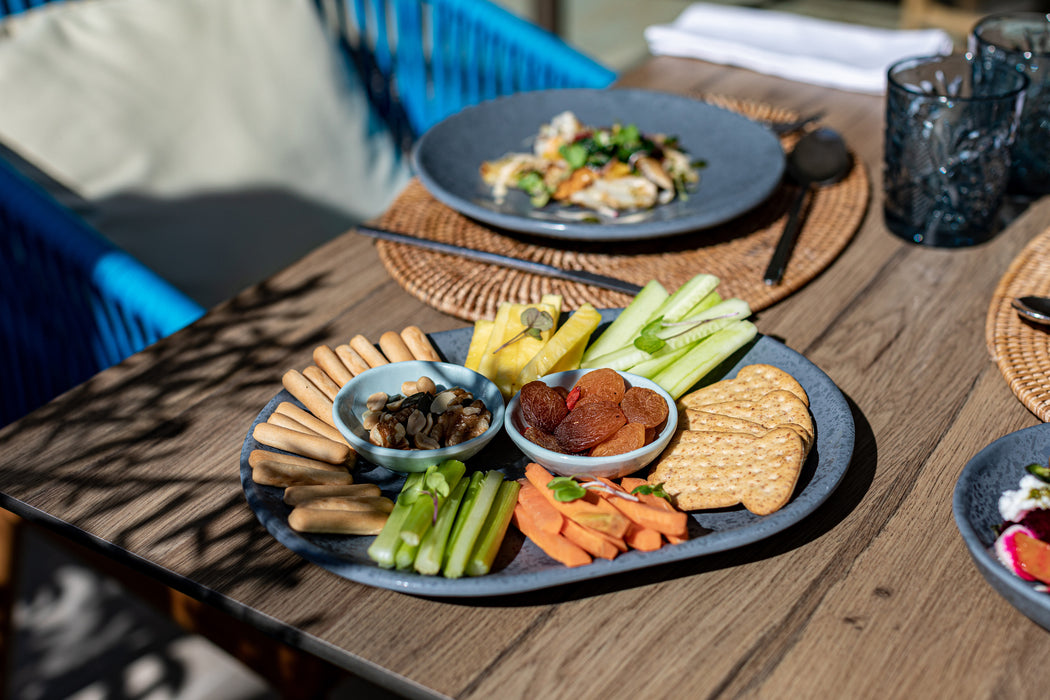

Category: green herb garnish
[493, 306, 554, 353]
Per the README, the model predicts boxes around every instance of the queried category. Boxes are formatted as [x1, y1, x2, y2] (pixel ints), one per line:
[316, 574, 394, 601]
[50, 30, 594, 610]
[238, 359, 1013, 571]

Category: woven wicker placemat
[370, 95, 870, 321]
[987, 225, 1050, 421]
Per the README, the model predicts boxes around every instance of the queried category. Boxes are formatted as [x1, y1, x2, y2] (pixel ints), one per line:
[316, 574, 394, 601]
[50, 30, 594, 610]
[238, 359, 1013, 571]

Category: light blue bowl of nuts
[332, 360, 505, 473]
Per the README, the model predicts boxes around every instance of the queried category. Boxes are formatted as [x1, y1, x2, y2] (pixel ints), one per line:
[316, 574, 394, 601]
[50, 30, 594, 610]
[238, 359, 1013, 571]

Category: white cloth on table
[644, 3, 955, 94]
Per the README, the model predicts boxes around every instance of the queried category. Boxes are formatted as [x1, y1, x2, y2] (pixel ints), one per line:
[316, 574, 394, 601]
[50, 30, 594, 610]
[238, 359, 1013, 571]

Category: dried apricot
[553, 400, 626, 453]
[621, 386, 669, 429]
[589, 422, 646, 457]
[572, 368, 625, 407]
[519, 381, 568, 433]
[524, 426, 567, 453]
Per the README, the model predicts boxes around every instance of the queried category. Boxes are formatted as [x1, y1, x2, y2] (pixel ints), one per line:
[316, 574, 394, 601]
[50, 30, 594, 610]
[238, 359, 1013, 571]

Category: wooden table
[4, 57, 1050, 699]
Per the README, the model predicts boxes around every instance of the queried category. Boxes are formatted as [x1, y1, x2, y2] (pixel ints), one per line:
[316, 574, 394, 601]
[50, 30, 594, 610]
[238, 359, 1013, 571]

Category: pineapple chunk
[464, 319, 494, 371]
[515, 303, 602, 392]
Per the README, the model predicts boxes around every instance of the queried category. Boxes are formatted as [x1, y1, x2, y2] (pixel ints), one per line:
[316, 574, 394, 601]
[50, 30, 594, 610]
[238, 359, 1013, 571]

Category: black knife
[356, 225, 643, 296]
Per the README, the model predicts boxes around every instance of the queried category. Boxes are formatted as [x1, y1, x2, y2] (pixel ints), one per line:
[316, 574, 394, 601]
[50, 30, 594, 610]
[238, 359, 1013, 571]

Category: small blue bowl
[332, 361, 505, 473]
[504, 369, 677, 479]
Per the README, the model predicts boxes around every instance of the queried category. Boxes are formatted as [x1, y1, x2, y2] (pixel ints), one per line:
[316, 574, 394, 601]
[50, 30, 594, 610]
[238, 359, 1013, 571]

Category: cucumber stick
[581, 280, 668, 363]
[655, 320, 758, 399]
[649, 273, 720, 324]
[582, 298, 751, 370]
[627, 343, 694, 378]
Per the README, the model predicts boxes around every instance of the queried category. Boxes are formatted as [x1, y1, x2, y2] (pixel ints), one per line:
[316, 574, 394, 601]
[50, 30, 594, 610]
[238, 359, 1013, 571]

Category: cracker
[689, 389, 814, 449]
[679, 364, 809, 410]
[648, 427, 806, 515]
[678, 410, 767, 435]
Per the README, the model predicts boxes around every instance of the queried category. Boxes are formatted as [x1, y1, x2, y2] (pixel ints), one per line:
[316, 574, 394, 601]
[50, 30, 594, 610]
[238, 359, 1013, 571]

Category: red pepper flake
[565, 386, 581, 411]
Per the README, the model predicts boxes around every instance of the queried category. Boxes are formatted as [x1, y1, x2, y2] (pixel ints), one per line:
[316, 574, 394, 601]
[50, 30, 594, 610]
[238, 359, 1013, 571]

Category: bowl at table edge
[504, 369, 678, 479]
[332, 360, 505, 473]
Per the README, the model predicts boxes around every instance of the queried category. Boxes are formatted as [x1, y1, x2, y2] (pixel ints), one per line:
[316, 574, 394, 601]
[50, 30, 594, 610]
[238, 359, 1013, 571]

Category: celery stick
[444, 470, 504, 579]
[399, 459, 467, 547]
[395, 540, 419, 570]
[366, 472, 424, 569]
[446, 470, 485, 557]
[654, 320, 758, 399]
[649, 273, 720, 324]
[413, 475, 470, 575]
[465, 480, 521, 577]
[627, 342, 694, 379]
[582, 298, 751, 370]
[581, 280, 668, 363]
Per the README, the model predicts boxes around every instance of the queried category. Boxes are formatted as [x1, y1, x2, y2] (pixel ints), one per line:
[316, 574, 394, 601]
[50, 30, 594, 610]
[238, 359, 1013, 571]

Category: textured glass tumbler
[884, 54, 1027, 247]
[972, 13, 1050, 195]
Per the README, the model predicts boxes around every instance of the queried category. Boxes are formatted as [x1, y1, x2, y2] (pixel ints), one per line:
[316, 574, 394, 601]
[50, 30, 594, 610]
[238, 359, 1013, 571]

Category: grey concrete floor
[6, 1, 921, 698]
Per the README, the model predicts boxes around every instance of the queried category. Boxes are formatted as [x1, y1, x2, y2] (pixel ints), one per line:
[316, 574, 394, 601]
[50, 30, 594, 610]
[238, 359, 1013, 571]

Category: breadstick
[293, 496, 394, 513]
[400, 326, 441, 361]
[335, 344, 371, 376]
[288, 507, 388, 535]
[283, 483, 380, 506]
[274, 402, 349, 447]
[312, 345, 353, 387]
[303, 365, 341, 402]
[252, 422, 351, 465]
[378, 331, 414, 363]
[248, 449, 349, 474]
[282, 369, 336, 427]
[253, 462, 354, 488]
[267, 411, 322, 437]
[349, 334, 388, 368]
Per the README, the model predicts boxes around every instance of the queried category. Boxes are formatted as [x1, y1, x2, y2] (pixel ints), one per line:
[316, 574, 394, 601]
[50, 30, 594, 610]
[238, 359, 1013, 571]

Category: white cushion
[0, 0, 411, 306]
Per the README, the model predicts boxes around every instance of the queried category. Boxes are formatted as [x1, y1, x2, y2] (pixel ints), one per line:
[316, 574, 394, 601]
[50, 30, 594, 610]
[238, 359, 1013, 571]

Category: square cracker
[679, 364, 809, 410]
[648, 427, 805, 515]
[689, 389, 814, 448]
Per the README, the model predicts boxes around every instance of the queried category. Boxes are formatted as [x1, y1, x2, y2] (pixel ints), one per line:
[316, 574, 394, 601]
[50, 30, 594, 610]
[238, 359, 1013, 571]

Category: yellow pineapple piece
[464, 319, 494, 372]
[515, 303, 602, 392]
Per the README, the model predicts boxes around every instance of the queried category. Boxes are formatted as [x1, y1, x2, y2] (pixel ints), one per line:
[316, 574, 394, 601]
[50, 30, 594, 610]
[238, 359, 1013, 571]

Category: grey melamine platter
[954, 423, 1050, 631]
[411, 88, 785, 241]
[241, 313, 854, 597]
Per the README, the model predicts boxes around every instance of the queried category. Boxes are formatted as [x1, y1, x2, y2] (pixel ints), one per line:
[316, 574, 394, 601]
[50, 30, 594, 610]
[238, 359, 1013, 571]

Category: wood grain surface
[3, 57, 1050, 699]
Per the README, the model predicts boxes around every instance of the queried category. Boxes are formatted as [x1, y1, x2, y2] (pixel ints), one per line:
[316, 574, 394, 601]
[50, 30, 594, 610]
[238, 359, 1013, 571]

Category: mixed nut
[361, 376, 492, 450]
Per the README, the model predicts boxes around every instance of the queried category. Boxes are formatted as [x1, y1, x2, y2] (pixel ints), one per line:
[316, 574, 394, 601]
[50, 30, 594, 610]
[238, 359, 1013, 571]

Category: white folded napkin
[644, 3, 955, 93]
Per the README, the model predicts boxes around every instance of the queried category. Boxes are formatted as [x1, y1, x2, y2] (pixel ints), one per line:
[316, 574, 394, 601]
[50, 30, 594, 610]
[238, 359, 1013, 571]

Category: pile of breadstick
[249, 326, 442, 535]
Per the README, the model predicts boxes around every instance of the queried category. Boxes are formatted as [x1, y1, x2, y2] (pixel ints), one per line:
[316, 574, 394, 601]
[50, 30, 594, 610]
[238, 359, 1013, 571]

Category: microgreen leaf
[547, 476, 587, 502]
[631, 482, 671, 501]
[633, 316, 667, 353]
[493, 308, 555, 353]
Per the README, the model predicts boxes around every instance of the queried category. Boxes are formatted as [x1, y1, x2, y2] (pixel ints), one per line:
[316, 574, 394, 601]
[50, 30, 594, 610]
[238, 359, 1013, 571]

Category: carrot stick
[523, 463, 629, 538]
[513, 503, 591, 568]
[596, 477, 688, 539]
[561, 519, 620, 560]
[515, 479, 564, 535]
[624, 521, 664, 551]
[619, 477, 688, 544]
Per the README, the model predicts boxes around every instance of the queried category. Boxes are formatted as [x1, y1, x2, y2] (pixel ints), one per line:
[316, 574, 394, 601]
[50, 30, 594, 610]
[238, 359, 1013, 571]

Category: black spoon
[1013, 296, 1050, 325]
[763, 128, 852, 285]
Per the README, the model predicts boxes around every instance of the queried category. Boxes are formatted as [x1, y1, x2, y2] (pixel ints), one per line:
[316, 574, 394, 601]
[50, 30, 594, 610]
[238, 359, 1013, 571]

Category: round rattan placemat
[987, 225, 1050, 421]
[369, 95, 870, 322]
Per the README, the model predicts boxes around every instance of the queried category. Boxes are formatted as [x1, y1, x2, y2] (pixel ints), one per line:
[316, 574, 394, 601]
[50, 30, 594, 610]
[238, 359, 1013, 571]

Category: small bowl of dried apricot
[504, 368, 677, 479]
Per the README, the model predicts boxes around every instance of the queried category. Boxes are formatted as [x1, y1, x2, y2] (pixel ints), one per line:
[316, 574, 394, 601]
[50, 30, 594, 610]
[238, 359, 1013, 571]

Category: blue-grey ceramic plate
[241, 312, 854, 597]
[953, 424, 1050, 631]
[411, 88, 785, 241]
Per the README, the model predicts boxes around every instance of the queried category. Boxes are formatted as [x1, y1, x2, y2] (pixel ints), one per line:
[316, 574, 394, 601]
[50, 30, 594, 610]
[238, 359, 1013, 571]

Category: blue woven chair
[0, 0, 615, 428]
